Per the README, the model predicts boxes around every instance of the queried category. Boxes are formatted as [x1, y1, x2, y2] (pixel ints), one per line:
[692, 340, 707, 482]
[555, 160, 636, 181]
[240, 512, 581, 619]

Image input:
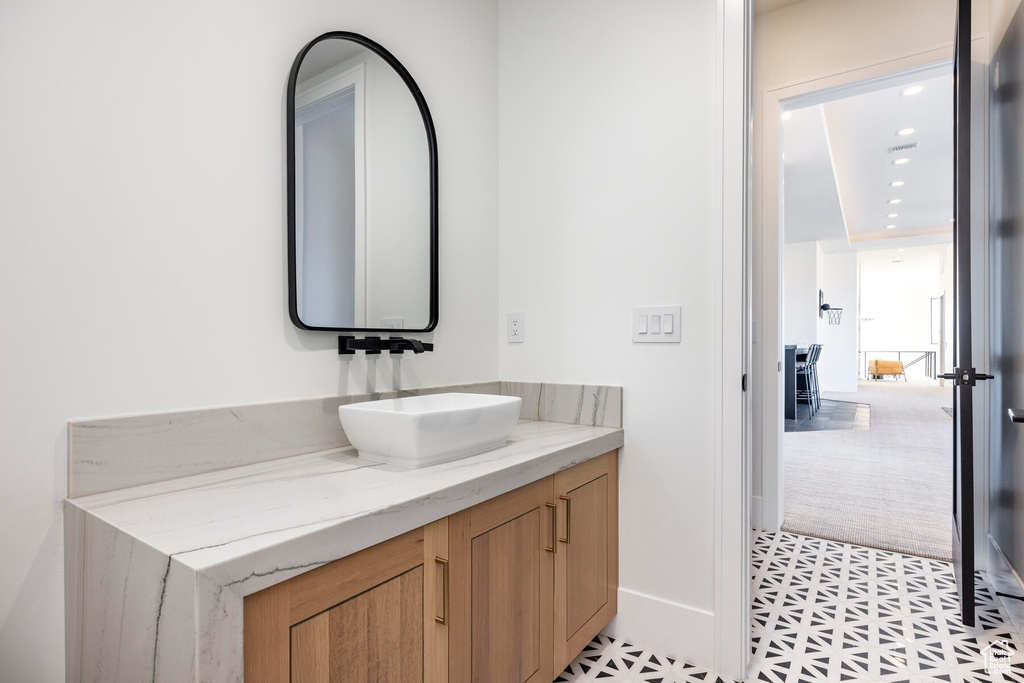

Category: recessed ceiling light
[894, 158, 910, 165]
[903, 85, 925, 96]
[888, 199, 902, 204]
[887, 213, 899, 218]
[782, 111, 792, 120]
[890, 180, 906, 187]
[886, 225, 897, 230]
[898, 248, 906, 252]
[897, 127, 916, 136]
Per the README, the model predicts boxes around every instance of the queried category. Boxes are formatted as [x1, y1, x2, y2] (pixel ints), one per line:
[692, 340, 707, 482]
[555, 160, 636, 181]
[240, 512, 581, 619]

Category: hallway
[783, 379, 953, 560]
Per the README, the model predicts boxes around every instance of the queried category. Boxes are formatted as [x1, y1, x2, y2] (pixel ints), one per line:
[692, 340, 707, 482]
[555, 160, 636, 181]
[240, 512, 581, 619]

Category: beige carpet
[782, 379, 954, 560]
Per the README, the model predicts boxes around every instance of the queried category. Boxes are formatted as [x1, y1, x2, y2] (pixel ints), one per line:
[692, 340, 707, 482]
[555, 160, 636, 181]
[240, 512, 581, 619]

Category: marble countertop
[73, 418, 622, 577]
[65, 418, 623, 681]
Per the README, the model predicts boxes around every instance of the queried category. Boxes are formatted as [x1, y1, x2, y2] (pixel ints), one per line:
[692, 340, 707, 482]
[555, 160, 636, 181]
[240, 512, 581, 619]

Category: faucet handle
[338, 335, 356, 355]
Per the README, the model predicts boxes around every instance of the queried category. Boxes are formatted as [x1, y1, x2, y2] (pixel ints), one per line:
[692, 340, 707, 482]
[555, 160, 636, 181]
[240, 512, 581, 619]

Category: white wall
[0, 1, 499, 679]
[816, 250, 858, 392]
[497, 0, 723, 671]
[941, 243, 956, 375]
[783, 241, 857, 392]
[783, 242, 819, 345]
[859, 247, 947, 376]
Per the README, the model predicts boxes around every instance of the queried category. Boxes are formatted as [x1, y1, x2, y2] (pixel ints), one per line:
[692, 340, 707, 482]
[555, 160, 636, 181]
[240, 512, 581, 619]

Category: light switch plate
[632, 306, 681, 343]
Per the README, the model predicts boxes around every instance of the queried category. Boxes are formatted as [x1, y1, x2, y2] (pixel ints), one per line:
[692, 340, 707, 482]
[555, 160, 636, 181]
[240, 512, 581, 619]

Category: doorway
[776, 66, 957, 560]
[752, 45, 992, 528]
[739, 3, 1016, 681]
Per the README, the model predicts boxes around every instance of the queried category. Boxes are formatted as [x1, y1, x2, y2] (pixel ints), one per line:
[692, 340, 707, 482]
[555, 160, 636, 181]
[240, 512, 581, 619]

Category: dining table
[784, 345, 810, 420]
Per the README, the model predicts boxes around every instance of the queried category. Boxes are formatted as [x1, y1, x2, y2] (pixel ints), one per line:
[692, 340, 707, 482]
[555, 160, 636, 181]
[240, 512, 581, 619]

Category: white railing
[860, 350, 938, 379]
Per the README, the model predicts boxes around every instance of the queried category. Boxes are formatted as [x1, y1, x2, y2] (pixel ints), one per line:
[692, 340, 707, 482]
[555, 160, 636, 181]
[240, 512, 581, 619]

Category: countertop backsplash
[67, 381, 622, 498]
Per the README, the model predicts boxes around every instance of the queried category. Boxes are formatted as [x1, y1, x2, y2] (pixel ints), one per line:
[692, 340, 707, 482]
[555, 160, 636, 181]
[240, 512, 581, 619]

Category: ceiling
[782, 64, 954, 252]
[858, 243, 950, 268]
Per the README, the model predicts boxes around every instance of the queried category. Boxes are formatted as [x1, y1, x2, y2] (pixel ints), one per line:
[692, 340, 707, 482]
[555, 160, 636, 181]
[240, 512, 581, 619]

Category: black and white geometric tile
[555, 633, 734, 683]
[557, 531, 1024, 682]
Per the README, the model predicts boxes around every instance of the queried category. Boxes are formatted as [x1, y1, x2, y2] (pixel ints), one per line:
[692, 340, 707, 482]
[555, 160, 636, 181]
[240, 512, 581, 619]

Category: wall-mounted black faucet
[339, 336, 434, 355]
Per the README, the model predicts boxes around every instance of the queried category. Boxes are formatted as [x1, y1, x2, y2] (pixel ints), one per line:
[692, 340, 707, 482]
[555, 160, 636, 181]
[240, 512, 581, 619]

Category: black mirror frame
[286, 31, 439, 333]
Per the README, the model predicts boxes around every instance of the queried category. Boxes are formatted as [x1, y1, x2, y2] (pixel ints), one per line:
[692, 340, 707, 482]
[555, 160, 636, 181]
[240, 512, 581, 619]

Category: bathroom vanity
[245, 450, 617, 682]
[63, 35, 624, 683]
[64, 382, 622, 682]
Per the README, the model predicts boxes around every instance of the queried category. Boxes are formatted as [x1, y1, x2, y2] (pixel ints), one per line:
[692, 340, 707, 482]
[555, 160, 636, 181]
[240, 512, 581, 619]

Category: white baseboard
[985, 534, 1024, 635]
[604, 587, 717, 673]
[751, 495, 763, 530]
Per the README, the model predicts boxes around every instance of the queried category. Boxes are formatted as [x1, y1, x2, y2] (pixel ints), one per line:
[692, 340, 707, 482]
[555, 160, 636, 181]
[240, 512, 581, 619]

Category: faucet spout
[389, 337, 426, 354]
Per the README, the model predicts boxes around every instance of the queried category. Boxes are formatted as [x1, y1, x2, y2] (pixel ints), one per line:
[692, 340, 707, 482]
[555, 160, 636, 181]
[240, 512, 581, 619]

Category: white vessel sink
[338, 393, 523, 467]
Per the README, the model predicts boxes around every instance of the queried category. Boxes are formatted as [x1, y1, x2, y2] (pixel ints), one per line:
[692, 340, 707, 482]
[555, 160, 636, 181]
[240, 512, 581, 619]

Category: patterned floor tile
[558, 532, 1024, 683]
[555, 633, 735, 682]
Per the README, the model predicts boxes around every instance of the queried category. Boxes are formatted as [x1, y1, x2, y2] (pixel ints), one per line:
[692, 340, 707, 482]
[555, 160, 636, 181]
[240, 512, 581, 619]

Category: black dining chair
[809, 344, 823, 412]
[795, 344, 822, 417]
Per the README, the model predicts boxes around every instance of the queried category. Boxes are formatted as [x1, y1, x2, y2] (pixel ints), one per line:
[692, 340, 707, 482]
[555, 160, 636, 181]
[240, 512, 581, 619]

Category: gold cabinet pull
[559, 495, 572, 544]
[545, 502, 557, 553]
[434, 556, 449, 625]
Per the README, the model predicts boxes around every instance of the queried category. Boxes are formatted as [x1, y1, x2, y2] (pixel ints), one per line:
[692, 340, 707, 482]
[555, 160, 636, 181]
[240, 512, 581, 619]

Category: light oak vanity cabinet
[243, 522, 450, 683]
[552, 453, 618, 674]
[244, 451, 617, 683]
[449, 477, 555, 683]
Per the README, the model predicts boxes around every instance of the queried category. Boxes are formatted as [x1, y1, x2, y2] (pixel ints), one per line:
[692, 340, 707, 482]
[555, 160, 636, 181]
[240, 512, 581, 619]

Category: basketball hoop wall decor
[820, 289, 843, 325]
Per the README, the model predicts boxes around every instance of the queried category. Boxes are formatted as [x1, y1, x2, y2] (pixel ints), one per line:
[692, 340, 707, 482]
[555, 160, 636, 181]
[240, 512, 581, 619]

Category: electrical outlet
[380, 317, 404, 329]
[507, 312, 524, 343]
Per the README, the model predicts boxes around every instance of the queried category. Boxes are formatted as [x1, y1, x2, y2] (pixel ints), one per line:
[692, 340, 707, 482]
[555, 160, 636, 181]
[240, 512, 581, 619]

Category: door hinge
[742, 373, 748, 392]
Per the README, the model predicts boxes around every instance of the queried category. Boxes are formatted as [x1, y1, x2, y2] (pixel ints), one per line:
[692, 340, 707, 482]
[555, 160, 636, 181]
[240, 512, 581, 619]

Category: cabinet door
[449, 478, 554, 683]
[552, 451, 618, 673]
[290, 567, 423, 682]
[244, 520, 448, 683]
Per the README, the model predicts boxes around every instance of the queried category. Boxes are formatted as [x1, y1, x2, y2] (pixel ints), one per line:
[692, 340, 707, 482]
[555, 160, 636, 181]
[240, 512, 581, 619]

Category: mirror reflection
[290, 35, 434, 331]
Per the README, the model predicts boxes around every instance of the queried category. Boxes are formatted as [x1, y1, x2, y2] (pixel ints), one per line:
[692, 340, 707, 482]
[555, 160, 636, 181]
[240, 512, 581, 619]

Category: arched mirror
[287, 32, 438, 333]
